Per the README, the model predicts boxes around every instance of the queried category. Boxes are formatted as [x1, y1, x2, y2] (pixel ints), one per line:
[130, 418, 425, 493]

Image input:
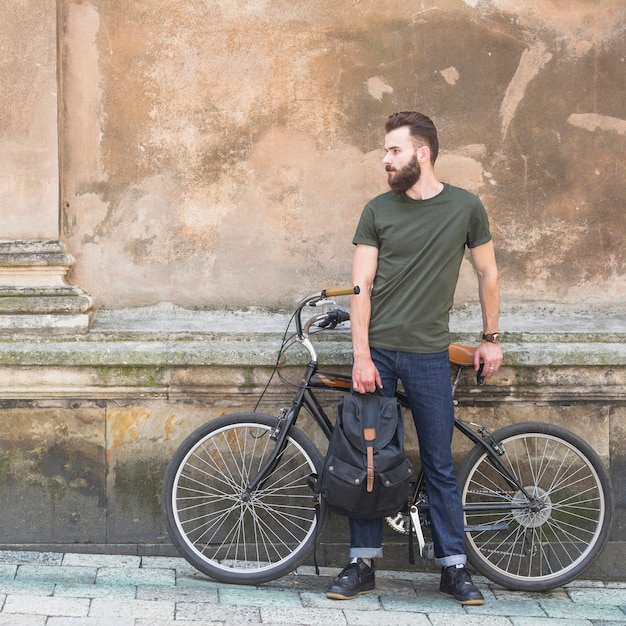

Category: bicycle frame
[244, 289, 535, 531]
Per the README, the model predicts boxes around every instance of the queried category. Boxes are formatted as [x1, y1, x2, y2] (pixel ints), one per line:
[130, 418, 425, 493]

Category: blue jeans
[349, 348, 467, 567]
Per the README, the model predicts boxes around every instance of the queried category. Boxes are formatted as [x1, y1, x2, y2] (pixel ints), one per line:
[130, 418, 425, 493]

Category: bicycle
[162, 287, 614, 591]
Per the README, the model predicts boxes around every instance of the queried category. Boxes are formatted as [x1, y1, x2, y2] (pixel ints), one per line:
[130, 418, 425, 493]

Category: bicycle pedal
[422, 542, 435, 561]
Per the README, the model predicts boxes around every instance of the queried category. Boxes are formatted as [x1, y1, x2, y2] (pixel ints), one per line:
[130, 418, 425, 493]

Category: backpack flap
[319, 392, 414, 518]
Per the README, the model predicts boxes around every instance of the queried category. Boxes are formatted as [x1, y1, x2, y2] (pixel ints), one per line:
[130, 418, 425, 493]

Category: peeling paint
[107, 407, 150, 461]
[439, 66, 460, 85]
[568, 113, 626, 135]
[366, 76, 394, 101]
[500, 41, 553, 138]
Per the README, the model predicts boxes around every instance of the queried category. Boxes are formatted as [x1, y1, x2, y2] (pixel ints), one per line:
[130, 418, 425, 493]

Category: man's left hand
[474, 341, 503, 380]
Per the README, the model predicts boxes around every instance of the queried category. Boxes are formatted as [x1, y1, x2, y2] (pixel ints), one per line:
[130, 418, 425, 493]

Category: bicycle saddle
[448, 343, 476, 367]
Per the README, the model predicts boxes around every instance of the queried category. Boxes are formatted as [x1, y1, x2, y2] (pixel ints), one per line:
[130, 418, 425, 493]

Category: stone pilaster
[0, 1, 92, 333]
[0, 240, 92, 333]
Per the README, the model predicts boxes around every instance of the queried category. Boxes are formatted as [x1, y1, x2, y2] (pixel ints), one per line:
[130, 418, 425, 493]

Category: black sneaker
[439, 565, 484, 605]
[325, 559, 375, 600]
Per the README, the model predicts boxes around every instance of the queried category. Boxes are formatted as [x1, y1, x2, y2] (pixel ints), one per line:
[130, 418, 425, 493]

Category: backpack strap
[364, 427, 376, 492]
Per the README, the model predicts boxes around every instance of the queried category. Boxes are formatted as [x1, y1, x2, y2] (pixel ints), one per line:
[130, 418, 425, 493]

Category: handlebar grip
[323, 286, 360, 298]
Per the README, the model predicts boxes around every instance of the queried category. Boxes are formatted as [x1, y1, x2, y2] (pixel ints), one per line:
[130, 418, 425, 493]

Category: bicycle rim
[459, 422, 613, 591]
[163, 414, 324, 584]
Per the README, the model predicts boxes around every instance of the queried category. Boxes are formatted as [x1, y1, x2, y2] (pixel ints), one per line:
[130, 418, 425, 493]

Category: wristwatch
[482, 332, 501, 344]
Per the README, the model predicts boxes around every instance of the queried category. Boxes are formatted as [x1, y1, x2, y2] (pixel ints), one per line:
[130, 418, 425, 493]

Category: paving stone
[259, 606, 348, 625]
[491, 588, 570, 602]
[299, 591, 381, 610]
[374, 577, 419, 597]
[54, 582, 137, 599]
[171, 570, 223, 588]
[176, 602, 260, 622]
[62, 553, 141, 568]
[0, 615, 47, 625]
[380, 592, 465, 614]
[136, 620, 216, 626]
[48, 618, 135, 626]
[510, 618, 593, 626]
[467, 598, 546, 617]
[568, 588, 626, 604]
[3, 594, 90, 617]
[540, 599, 626, 621]
[0, 580, 55, 596]
[0, 566, 16, 581]
[219, 586, 303, 608]
[343, 608, 432, 625]
[0, 552, 63, 566]
[265, 573, 332, 593]
[429, 615, 514, 626]
[141, 556, 194, 571]
[137, 583, 218, 602]
[564, 579, 606, 589]
[88, 597, 174, 620]
[95, 566, 176, 587]
[16, 565, 97, 585]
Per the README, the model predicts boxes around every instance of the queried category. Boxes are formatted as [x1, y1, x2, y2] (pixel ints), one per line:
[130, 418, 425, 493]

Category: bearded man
[325, 111, 502, 606]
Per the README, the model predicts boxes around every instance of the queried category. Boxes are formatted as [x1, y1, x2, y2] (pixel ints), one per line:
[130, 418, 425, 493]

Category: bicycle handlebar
[295, 286, 358, 343]
[322, 286, 360, 298]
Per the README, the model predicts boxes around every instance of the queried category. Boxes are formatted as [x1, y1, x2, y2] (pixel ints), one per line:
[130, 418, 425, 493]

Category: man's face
[383, 126, 421, 194]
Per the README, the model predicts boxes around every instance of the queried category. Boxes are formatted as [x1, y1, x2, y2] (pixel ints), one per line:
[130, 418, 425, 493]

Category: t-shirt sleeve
[352, 203, 380, 247]
[466, 198, 492, 248]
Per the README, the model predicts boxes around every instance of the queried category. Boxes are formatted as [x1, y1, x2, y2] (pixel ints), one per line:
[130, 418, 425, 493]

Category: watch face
[483, 333, 501, 343]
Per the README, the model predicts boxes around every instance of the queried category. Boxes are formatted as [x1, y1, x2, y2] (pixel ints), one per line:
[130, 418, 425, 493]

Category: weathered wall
[0, 342, 623, 577]
[59, 0, 625, 310]
[0, 0, 59, 239]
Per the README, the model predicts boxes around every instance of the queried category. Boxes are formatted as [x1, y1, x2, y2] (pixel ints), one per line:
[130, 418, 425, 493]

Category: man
[326, 112, 503, 605]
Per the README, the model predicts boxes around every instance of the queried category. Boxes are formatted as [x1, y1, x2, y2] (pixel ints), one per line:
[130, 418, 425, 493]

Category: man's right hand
[352, 356, 383, 394]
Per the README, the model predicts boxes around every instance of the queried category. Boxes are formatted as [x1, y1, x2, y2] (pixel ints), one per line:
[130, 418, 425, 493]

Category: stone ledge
[0, 303, 623, 368]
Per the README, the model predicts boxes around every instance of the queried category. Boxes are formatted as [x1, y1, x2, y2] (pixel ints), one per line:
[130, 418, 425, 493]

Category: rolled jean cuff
[350, 547, 383, 559]
[435, 554, 467, 567]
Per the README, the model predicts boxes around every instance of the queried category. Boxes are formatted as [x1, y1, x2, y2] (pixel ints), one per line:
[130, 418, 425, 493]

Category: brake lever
[309, 299, 336, 308]
[477, 363, 485, 386]
[316, 308, 350, 329]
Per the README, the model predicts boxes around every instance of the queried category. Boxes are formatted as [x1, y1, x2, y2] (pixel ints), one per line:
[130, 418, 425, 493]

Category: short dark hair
[385, 112, 439, 164]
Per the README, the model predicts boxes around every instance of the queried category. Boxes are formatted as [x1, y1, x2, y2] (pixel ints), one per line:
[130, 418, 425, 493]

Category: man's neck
[405, 175, 443, 201]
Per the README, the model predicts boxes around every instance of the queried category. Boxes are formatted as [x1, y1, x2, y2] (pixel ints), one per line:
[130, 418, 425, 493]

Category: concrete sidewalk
[0, 550, 624, 625]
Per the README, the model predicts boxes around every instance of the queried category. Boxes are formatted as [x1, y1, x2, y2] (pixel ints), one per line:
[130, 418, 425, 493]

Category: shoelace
[454, 567, 473, 585]
[338, 562, 360, 579]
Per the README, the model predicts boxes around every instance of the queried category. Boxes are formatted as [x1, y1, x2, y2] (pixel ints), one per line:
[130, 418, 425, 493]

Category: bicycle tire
[162, 413, 326, 584]
[458, 421, 613, 591]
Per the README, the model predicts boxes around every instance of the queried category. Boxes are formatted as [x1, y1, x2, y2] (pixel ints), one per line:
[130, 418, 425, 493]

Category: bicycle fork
[242, 361, 319, 497]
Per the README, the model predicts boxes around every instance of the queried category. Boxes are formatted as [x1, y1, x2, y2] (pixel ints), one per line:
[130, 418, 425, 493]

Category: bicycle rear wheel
[458, 422, 613, 591]
[162, 413, 325, 584]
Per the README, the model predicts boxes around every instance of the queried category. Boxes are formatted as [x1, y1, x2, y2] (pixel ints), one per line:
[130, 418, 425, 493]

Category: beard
[386, 156, 421, 194]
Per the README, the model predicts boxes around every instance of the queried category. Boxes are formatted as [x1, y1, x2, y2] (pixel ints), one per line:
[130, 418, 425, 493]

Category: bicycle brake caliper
[270, 408, 288, 441]
[478, 426, 505, 456]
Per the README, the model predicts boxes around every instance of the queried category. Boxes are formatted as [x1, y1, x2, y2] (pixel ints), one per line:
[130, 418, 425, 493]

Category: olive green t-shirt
[352, 183, 492, 353]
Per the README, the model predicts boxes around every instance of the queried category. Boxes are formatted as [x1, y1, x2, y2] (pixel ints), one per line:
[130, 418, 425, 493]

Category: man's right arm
[351, 244, 382, 393]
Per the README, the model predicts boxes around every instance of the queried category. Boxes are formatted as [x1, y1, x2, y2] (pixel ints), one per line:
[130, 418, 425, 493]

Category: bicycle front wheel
[458, 422, 613, 591]
[162, 413, 325, 584]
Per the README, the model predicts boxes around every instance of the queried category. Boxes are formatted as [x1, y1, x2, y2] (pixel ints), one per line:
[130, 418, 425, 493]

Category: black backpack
[318, 392, 414, 518]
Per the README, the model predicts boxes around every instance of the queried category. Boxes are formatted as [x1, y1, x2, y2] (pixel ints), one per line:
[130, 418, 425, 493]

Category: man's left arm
[469, 240, 503, 379]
